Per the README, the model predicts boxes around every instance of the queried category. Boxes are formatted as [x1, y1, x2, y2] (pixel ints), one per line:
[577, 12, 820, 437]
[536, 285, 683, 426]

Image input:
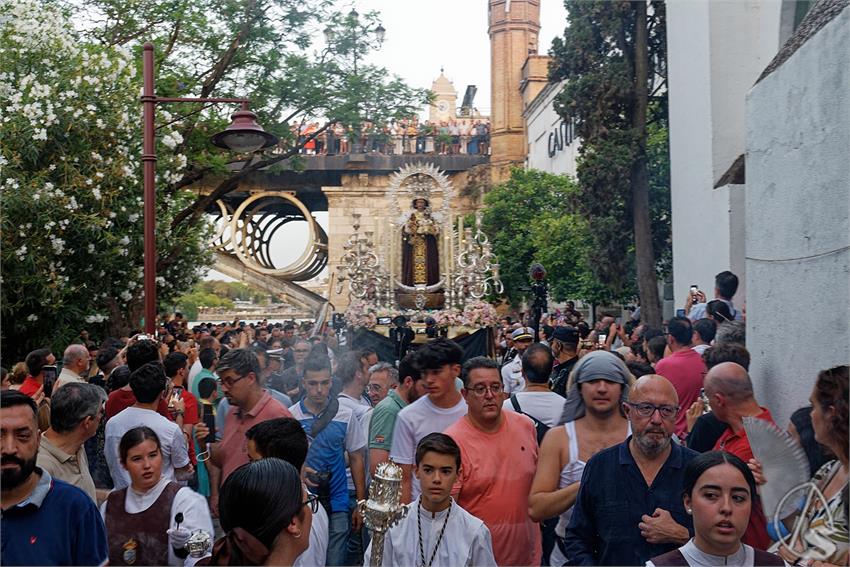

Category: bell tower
[488, 0, 540, 181]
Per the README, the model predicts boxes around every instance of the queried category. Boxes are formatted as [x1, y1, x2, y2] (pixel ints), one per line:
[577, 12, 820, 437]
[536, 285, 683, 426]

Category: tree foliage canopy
[1, 0, 427, 360]
[481, 169, 623, 307]
[549, 0, 670, 321]
[1, 0, 212, 359]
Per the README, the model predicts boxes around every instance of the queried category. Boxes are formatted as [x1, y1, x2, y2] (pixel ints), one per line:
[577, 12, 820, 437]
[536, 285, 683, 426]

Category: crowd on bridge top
[295, 118, 491, 156]
[1, 270, 848, 567]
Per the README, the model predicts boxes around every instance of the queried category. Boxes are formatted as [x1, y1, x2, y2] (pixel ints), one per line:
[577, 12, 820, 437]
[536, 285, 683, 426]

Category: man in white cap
[501, 327, 534, 394]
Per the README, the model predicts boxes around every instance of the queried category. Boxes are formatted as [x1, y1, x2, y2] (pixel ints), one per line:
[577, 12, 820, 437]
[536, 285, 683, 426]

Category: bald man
[704, 362, 774, 549]
[54, 344, 91, 391]
[563, 375, 697, 566]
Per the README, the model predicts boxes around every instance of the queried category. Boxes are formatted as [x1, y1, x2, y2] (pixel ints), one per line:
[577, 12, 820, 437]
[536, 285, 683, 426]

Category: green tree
[1, 0, 212, 359]
[73, 0, 431, 228]
[549, 0, 670, 326]
[482, 169, 618, 305]
[175, 291, 235, 321]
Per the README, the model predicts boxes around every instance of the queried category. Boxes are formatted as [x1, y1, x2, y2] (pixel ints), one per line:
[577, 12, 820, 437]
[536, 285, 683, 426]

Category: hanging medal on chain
[417, 497, 452, 567]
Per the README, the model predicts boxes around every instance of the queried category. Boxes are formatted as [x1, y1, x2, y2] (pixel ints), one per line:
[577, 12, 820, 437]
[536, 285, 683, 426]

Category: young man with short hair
[445, 356, 541, 566]
[503, 343, 567, 428]
[245, 418, 329, 567]
[288, 355, 366, 567]
[105, 362, 192, 489]
[364, 433, 496, 567]
[390, 338, 467, 504]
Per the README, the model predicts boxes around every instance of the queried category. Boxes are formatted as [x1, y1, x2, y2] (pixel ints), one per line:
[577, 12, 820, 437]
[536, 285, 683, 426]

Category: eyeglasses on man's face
[467, 383, 503, 397]
[217, 372, 246, 388]
[626, 402, 679, 420]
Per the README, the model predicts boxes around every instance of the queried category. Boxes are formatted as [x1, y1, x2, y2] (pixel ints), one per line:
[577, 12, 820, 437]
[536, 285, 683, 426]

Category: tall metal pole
[141, 43, 157, 335]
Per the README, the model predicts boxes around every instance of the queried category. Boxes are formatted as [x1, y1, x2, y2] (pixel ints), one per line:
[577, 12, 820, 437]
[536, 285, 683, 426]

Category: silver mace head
[358, 460, 409, 534]
[186, 530, 212, 558]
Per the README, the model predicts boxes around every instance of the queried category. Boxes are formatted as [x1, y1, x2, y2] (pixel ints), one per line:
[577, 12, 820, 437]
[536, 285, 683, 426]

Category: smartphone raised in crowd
[200, 403, 216, 444]
[42, 365, 57, 397]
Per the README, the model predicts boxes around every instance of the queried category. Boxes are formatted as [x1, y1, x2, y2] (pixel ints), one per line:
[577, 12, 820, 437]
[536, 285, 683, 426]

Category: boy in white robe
[364, 433, 496, 567]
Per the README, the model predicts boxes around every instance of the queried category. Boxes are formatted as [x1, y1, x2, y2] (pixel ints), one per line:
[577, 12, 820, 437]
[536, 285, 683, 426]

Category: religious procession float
[334, 163, 503, 359]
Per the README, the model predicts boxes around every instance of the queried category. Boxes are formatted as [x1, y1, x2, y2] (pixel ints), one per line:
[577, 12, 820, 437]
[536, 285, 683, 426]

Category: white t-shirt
[338, 393, 372, 491]
[294, 484, 328, 567]
[389, 395, 467, 498]
[502, 391, 568, 428]
[692, 344, 710, 356]
[100, 476, 213, 566]
[105, 407, 190, 490]
[187, 360, 203, 393]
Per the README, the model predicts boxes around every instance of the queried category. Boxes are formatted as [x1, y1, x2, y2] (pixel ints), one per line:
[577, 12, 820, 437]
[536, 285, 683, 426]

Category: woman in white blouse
[102, 426, 213, 566]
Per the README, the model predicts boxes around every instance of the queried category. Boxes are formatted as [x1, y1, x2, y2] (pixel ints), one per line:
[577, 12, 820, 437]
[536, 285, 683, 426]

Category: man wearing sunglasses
[563, 374, 699, 566]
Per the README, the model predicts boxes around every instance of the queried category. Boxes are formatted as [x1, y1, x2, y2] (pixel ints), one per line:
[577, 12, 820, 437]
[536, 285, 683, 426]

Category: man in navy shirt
[1, 390, 108, 566]
[564, 375, 698, 566]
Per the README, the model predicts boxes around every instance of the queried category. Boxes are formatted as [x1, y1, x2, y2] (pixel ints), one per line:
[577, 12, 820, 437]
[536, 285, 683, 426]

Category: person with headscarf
[529, 351, 635, 566]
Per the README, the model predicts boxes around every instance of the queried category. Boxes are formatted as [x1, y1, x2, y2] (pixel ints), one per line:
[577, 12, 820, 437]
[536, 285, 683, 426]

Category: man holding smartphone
[162, 352, 200, 444]
[19, 348, 55, 399]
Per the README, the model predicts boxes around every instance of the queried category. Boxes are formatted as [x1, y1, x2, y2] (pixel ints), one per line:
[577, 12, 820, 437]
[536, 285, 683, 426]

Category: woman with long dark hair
[201, 458, 314, 566]
[648, 451, 784, 566]
[102, 427, 213, 566]
[752, 365, 848, 567]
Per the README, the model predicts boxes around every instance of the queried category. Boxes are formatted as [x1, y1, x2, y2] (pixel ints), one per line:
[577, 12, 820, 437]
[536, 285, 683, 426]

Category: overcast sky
[208, 0, 568, 282]
[359, 0, 568, 116]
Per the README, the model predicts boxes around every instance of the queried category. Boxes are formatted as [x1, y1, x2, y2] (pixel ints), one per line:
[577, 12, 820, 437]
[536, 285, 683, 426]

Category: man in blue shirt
[288, 355, 366, 567]
[564, 375, 698, 566]
[2, 390, 108, 566]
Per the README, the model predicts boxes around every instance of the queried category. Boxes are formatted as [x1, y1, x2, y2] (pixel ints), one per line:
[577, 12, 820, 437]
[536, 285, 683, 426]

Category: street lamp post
[141, 42, 278, 334]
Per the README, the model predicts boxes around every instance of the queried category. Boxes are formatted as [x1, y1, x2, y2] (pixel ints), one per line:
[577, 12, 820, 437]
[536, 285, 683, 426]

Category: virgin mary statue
[401, 197, 440, 286]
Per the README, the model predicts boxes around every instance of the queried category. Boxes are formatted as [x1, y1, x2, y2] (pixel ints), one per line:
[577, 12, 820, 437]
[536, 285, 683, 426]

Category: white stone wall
[524, 81, 579, 177]
[745, 6, 850, 426]
[667, 0, 782, 309]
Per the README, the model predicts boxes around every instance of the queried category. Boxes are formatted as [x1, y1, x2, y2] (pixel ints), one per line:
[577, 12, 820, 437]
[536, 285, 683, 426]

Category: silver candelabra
[335, 213, 392, 308]
[451, 212, 503, 305]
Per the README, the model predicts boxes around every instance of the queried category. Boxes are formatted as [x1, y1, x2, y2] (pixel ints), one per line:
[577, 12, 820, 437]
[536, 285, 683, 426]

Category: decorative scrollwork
[214, 191, 328, 282]
[452, 212, 503, 302]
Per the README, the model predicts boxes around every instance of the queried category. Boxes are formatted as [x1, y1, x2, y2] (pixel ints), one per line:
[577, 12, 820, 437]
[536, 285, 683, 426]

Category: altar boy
[364, 433, 496, 567]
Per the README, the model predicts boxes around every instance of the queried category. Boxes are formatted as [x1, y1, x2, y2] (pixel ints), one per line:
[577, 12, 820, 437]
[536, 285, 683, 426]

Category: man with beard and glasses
[563, 375, 698, 566]
[1, 390, 108, 566]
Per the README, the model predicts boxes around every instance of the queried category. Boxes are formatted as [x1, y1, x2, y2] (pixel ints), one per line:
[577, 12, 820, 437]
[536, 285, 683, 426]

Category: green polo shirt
[368, 389, 407, 450]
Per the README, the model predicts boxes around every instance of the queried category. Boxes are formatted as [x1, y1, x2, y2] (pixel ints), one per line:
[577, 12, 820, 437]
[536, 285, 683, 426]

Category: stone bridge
[200, 152, 490, 324]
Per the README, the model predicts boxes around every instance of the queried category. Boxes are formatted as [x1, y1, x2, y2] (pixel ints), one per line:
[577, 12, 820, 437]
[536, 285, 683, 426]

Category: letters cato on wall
[547, 118, 576, 158]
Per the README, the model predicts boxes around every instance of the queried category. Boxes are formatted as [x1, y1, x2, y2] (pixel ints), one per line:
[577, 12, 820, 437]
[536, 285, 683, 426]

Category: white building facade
[523, 79, 579, 178]
[667, 0, 849, 426]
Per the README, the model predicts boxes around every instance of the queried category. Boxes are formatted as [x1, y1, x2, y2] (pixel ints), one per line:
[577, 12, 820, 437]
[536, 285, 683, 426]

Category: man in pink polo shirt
[445, 356, 541, 566]
[194, 348, 291, 483]
[654, 317, 706, 438]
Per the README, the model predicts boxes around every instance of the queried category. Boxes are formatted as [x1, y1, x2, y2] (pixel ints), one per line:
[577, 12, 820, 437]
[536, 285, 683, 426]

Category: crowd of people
[1, 270, 848, 567]
[294, 118, 490, 156]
